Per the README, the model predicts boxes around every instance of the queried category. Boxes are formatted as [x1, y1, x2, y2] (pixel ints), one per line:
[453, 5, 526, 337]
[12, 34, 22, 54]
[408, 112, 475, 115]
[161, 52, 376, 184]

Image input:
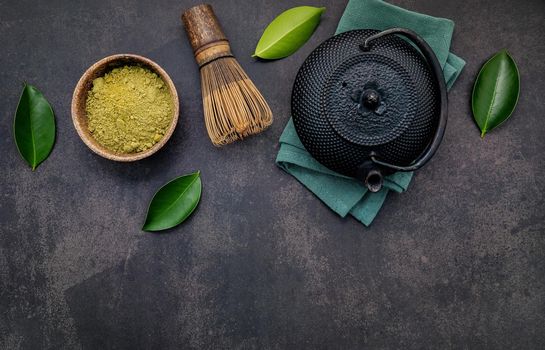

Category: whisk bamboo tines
[182, 4, 273, 146]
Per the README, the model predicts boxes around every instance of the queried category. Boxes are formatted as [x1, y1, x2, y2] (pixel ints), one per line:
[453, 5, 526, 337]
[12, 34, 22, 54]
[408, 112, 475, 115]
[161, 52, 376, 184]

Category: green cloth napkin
[276, 0, 466, 226]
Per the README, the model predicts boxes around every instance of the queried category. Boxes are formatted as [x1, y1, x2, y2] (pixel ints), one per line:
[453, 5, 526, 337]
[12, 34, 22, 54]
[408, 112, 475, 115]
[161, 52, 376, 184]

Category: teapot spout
[357, 161, 383, 193]
[365, 168, 383, 193]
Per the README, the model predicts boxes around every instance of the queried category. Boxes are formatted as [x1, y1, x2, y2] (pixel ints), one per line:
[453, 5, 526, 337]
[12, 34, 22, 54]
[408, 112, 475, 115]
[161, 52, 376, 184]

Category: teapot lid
[323, 53, 417, 146]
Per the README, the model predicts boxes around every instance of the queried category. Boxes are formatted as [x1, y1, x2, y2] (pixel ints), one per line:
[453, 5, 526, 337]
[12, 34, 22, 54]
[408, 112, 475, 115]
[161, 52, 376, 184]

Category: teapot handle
[362, 28, 448, 172]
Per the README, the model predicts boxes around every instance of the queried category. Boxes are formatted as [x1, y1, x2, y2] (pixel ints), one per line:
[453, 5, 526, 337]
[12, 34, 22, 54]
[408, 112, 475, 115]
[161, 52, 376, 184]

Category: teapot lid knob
[361, 89, 380, 110]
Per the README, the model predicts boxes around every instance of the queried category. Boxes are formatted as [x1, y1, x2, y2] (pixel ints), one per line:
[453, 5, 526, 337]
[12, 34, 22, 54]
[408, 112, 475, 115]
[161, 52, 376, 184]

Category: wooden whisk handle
[182, 4, 233, 67]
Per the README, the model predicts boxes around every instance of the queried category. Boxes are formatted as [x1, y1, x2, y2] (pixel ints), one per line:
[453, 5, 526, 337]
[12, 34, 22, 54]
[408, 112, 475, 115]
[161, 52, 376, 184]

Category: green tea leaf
[253, 6, 325, 60]
[13, 84, 56, 170]
[472, 50, 520, 138]
[143, 171, 202, 232]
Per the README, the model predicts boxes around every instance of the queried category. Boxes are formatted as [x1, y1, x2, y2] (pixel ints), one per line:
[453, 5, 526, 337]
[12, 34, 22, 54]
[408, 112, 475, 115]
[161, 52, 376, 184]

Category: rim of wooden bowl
[71, 54, 180, 162]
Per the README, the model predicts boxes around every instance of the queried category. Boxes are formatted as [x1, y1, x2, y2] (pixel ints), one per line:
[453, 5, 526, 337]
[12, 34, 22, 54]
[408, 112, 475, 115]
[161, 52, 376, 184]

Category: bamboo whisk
[182, 4, 273, 146]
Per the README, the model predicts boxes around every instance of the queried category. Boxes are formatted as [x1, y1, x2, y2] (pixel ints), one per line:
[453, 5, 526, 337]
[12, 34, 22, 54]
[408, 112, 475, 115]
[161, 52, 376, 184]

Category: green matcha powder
[86, 66, 173, 154]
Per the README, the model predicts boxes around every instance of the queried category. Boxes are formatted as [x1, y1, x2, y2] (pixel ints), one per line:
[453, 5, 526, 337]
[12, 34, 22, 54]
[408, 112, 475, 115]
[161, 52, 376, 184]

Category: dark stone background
[1, 0, 544, 349]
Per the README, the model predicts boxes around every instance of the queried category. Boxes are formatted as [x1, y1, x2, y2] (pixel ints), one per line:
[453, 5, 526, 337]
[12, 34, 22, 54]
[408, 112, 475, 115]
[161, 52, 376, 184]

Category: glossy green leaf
[472, 50, 520, 138]
[253, 6, 325, 60]
[143, 171, 202, 232]
[13, 84, 56, 170]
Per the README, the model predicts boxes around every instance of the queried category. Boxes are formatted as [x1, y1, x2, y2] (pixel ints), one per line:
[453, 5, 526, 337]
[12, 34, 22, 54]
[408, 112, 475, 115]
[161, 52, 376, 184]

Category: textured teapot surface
[292, 29, 441, 180]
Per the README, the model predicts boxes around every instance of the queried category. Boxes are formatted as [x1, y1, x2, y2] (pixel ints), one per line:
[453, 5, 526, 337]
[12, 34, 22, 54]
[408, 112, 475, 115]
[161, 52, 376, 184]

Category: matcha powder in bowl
[85, 66, 174, 154]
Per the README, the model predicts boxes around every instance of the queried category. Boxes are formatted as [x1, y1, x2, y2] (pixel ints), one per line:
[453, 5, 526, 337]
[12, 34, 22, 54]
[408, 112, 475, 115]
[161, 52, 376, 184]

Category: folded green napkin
[276, 0, 466, 226]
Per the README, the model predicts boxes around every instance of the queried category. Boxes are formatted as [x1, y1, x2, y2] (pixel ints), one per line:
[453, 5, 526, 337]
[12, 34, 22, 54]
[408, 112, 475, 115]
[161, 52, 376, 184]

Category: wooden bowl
[71, 54, 179, 161]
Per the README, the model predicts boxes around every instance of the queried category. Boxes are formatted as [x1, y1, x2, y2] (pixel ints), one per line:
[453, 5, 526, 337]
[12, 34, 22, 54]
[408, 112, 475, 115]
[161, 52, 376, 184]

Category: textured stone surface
[1, 0, 544, 349]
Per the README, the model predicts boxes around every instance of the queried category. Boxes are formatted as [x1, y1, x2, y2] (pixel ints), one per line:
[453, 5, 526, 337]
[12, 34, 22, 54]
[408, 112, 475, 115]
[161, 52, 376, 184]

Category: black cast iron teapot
[292, 28, 447, 192]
